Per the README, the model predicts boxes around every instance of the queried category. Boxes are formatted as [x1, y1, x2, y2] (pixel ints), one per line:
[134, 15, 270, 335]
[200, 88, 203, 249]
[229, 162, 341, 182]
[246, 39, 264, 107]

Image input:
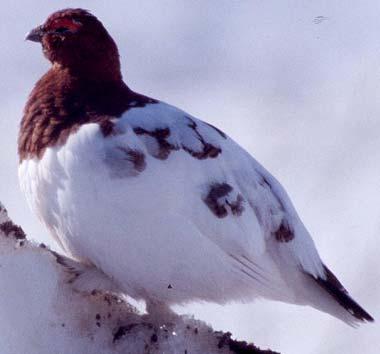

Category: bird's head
[26, 9, 122, 81]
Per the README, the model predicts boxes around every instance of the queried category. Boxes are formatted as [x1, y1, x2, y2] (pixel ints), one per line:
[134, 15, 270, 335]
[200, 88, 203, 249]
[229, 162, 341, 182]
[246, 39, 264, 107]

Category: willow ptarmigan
[18, 8, 373, 325]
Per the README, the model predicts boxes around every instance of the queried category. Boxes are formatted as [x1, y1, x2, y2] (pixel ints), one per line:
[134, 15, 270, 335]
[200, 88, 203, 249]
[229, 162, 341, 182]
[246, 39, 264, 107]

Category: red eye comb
[51, 18, 82, 32]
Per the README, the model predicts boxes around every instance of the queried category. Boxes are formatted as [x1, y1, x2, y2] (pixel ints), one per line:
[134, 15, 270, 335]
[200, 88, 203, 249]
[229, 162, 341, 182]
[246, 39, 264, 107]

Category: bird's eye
[54, 27, 70, 34]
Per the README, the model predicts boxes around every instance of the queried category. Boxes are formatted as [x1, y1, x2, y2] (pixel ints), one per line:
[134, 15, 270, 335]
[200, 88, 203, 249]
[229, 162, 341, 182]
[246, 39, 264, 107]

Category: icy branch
[0, 201, 279, 354]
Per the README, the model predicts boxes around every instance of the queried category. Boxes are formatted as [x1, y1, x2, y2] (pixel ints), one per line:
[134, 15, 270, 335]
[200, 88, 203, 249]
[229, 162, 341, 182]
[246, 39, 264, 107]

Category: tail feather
[311, 264, 374, 323]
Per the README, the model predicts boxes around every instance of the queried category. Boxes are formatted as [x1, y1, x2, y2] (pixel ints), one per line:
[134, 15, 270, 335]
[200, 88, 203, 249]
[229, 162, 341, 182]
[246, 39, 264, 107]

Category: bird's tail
[303, 264, 374, 326]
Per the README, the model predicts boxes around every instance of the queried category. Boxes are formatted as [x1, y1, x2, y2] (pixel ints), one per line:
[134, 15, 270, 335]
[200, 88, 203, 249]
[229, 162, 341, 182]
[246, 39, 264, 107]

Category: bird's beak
[25, 25, 44, 42]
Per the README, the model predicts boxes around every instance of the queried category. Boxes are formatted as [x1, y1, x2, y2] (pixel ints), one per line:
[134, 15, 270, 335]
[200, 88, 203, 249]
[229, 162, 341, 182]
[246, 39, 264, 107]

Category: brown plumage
[19, 8, 156, 161]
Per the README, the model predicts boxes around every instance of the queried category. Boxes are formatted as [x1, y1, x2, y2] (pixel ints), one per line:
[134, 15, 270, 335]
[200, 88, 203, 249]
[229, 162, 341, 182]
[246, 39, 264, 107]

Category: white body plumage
[19, 101, 363, 324]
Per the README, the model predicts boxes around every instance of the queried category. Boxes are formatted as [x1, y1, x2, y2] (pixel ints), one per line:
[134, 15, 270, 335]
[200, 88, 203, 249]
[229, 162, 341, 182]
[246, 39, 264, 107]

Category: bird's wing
[104, 101, 325, 284]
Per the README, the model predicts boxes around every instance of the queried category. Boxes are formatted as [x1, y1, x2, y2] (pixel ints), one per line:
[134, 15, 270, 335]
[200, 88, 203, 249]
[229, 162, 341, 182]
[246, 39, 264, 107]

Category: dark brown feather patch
[274, 221, 294, 242]
[311, 265, 374, 322]
[226, 194, 245, 216]
[118, 147, 146, 173]
[104, 146, 146, 178]
[183, 117, 222, 160]
[133, 127, 179, 160]
[204, 183, 245, 218]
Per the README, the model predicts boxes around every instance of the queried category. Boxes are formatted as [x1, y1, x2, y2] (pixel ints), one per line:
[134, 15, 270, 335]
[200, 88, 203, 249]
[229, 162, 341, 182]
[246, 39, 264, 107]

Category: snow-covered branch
[0, 201, 279, 354]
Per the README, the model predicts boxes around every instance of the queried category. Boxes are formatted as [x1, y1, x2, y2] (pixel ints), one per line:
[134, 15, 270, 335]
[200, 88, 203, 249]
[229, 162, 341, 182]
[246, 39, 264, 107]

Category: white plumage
[19, 101, 365, 324]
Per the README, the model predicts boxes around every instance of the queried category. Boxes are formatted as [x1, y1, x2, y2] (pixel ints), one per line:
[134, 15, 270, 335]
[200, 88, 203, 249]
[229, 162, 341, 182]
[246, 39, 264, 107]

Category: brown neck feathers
[18, 66, 156, 161]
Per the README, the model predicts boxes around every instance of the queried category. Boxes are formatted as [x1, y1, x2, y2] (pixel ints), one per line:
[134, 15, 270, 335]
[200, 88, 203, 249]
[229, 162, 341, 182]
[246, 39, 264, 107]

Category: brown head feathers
[27, 9, 121, 81]
[19, 9, 157, 161]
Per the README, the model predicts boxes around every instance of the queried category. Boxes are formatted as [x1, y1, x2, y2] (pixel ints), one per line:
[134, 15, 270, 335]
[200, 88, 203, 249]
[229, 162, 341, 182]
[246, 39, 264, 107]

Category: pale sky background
[0, 1, 379, 353]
